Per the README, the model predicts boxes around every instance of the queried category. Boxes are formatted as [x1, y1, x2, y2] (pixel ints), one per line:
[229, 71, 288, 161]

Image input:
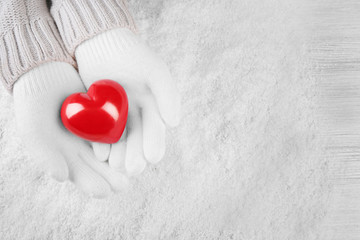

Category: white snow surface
[1, 0, 357, 239]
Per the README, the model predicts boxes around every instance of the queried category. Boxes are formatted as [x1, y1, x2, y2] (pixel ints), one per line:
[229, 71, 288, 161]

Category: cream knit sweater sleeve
[0, 0, 135, 92]
[0, 0, 74, 92]
[50, 0, 136, 56]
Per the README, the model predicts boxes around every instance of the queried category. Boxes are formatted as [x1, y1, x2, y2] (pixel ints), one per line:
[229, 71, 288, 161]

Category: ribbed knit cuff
[0, 18, 75, 93]
[51, 0, 137, 56]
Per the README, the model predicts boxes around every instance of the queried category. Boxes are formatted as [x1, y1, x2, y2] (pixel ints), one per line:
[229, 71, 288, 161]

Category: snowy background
[0, 0, 359, 239]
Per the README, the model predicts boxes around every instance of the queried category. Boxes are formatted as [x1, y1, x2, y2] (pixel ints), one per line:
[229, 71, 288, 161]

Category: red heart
[61, 80, 128, 144]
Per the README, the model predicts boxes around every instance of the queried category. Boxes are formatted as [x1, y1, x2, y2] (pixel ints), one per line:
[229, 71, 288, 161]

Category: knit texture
[13, 62, 129, 197]
[51, 0, 137, 56]
[0, 0, 75, 92]
[75, 28, 181, 175]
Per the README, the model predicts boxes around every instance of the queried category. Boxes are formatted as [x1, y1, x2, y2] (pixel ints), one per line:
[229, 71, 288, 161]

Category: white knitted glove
[13, 62, 129, 197]
[76, 28, 181, 175]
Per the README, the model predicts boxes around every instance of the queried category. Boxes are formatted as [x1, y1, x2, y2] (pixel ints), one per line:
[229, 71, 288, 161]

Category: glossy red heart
[61, 80, 128, 144]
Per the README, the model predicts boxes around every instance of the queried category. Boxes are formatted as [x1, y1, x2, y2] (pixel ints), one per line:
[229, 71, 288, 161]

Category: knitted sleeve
[0, 0, 74, 92]
[50, 0, 137, 56]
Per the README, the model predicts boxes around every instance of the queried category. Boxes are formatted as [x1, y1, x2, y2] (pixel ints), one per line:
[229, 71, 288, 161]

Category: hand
[75, 28, 181, 175]
[13, 62, 129, 197]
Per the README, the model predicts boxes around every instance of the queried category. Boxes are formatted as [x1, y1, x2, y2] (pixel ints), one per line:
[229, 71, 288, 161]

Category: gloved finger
[65, 153, 111, 198]
[125, 108, 147, 176]
[37, 151, 69, 182]
[92, 142, 111, 162]
[147, 61, 181, 127]
[81, 148, 129, 192]
[141, 96, 166, 164]
[109, 130, 127, 171]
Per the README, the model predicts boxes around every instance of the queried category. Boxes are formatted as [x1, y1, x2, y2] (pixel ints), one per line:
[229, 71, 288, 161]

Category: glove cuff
[75, 28, 142, 88]
[76, 28, 140, 64]
[51, 0, 137, 56]
[14, 62, 81, 99]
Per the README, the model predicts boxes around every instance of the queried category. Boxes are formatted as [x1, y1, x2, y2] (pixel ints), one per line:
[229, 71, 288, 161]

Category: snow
[0, 0, 358, 239]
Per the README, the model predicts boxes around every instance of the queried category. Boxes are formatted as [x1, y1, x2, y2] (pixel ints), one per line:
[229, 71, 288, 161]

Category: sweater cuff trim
[0, 18, 75, 93]
[51, 0, 137, 56]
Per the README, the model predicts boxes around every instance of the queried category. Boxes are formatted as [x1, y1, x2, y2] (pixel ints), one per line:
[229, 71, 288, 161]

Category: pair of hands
[13, 28, 181, 197]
